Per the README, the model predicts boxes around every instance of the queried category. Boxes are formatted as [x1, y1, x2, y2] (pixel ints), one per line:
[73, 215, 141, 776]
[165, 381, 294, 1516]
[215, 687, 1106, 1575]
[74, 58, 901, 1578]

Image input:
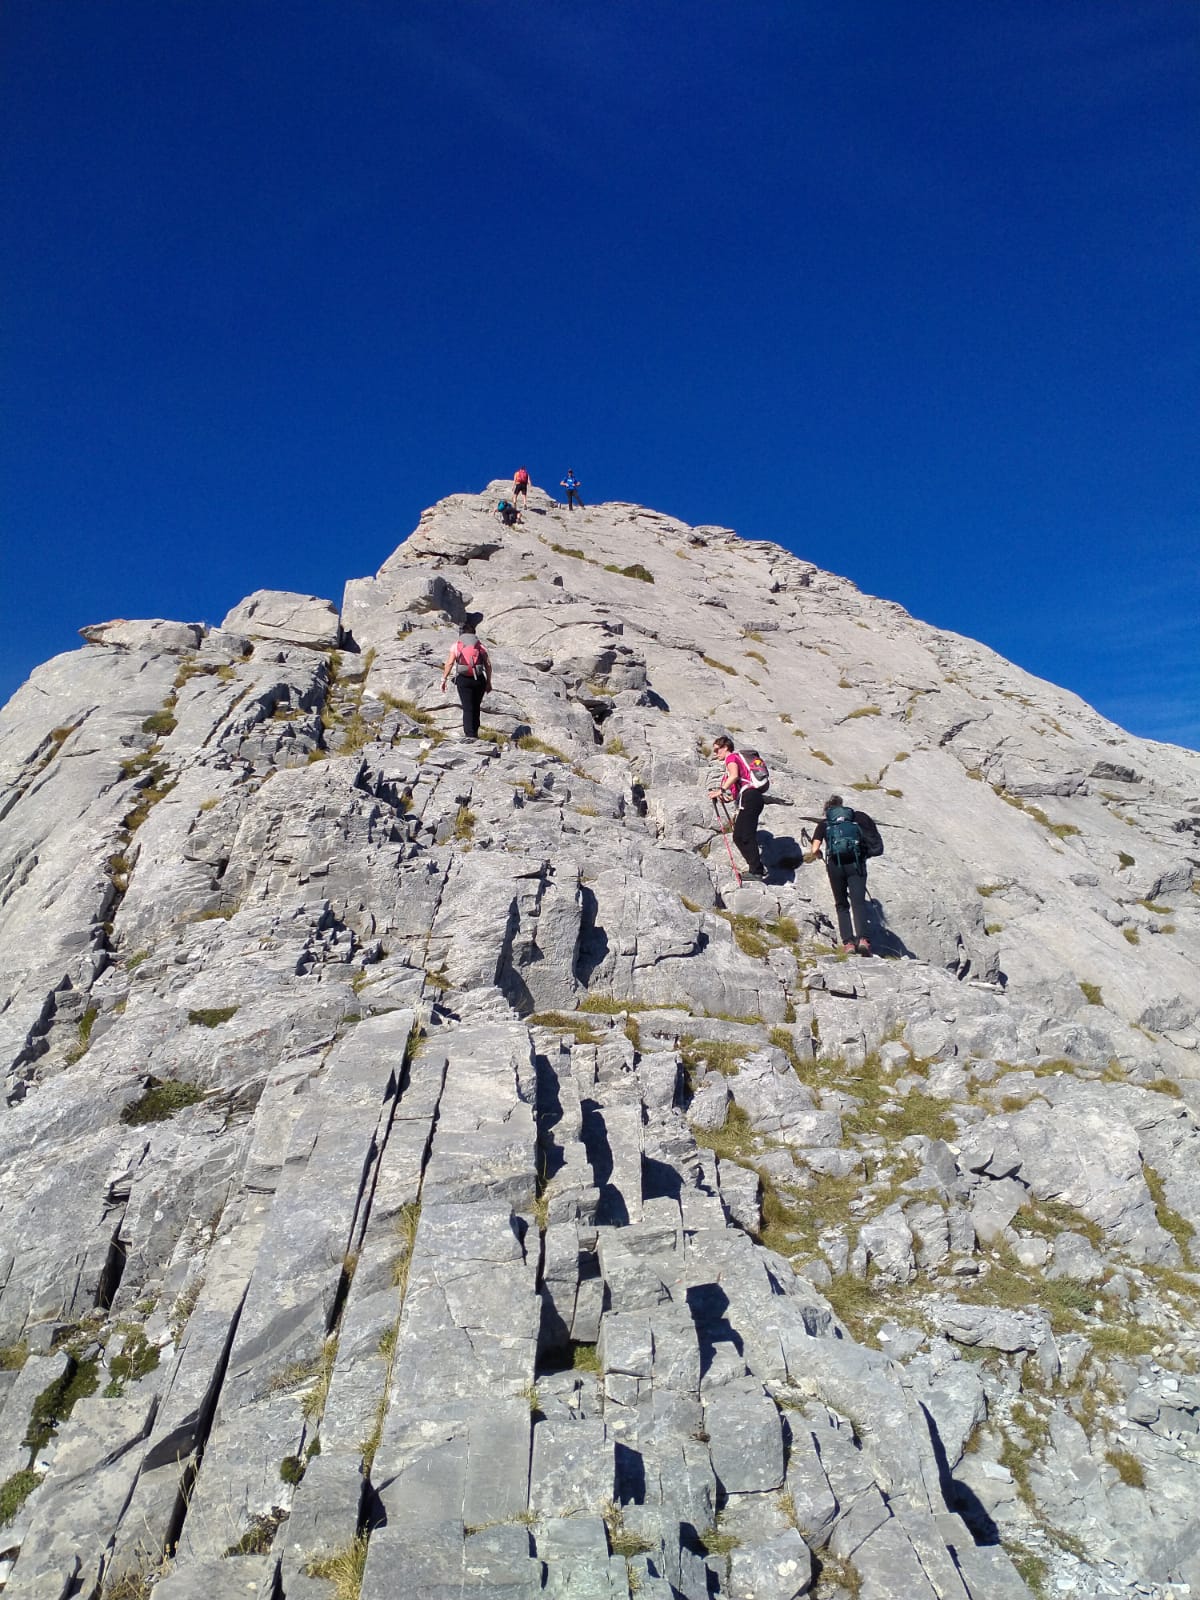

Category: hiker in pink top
[513, 466, 530, 511]
[708, 735, 766, 879]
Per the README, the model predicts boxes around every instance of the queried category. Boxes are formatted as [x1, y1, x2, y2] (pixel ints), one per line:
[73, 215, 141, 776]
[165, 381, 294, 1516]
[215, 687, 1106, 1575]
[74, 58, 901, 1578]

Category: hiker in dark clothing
[560, 470, 585, 510]
[805, 793, 881, 954]
[709, 734, 765, 879]
[440, 626, 492, 739]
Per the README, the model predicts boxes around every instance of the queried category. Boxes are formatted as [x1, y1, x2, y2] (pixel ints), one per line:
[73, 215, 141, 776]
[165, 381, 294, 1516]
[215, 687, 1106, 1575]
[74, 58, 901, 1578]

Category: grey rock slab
[173, 1391, 301, 1561]
[277, 1450, 364, 1574]
[848, 1514, 939, 1600]
[221, 590, 340, 649]
[727, 1528, 813, 1600]
[153, 1556, 273, 1599]
[784, 1426, 839, 1549]
[538, 1516, 625, 1600]
[704, 1379, 785, 1493]
[931, 1300, 1050, 1353]
[529, 1419, 615, 1516]
[1, 1393, 157, 1600]
[0, 1352, 69, 1480]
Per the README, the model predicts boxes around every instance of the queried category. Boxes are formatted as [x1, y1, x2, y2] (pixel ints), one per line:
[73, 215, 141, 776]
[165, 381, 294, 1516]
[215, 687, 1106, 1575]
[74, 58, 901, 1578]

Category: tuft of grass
[120, 1080, 206, 1126]
[603, 1500, 654, 1559]
[187, 1005, 239, 1028]
[603, 562, 654, 583]
[452, 805, 476, 841]
[572, 1342, 602, 1373]
[690, 1102, 755, 1165]
[846, 705, 881, 719]
[0, 1342, 29, 1372]
[307, 1534, 370, 1599]
[681, 1037, 748, 1080]
[1078, 981, 1103, 1007]
[224, 1507, 288, 1556]
[65, 1004, 100, 1064]
[105, 1328, 160, 1395]
[1117, 851, 1135, 869]
[24, 1357, 100, 1454]
[809, 749, 834, 766]
[1143, 1166, 1194, 1263]
[701, 654, 737, 676]
[280, 1454, 306, 1485]
[1139, 899, 1171, 915]
[140, 709, 178, 737]
[517, 734, 568, 761]
[529, 1011, 603, 1045]
[714, 910, 771, 960]
[393, 1202, 421, 1299]
[549, 541, 585, 559]
[602, 735, 626, 756]
[1123, 927, 1140, 945]
[744, 650, 767, 666]
[976, 883, 1008, 898]
[1105, 1448, 1145, 1489]
[697, 1522, 741, 1557]
[0, 1470, 42, 1526]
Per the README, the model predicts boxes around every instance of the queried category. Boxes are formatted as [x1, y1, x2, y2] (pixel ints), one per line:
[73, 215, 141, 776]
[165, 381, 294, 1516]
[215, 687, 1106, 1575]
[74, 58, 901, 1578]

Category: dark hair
[713, 734, 732, 751]
[825, 793, 844, 811]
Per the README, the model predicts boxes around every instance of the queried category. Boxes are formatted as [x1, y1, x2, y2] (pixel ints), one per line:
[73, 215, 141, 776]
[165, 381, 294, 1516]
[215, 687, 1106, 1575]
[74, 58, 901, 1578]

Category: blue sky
[3, 2, 1197, 747]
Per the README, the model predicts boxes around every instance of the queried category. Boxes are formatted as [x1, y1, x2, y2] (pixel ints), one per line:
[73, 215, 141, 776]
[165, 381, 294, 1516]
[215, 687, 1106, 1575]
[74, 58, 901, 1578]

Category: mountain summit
[1, 484, 1197, 1598]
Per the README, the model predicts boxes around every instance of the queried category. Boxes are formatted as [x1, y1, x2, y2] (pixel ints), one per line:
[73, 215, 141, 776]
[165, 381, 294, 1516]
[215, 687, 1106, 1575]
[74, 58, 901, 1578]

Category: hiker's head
[824, 794, 844, 812]
[712, 735, 733, 756]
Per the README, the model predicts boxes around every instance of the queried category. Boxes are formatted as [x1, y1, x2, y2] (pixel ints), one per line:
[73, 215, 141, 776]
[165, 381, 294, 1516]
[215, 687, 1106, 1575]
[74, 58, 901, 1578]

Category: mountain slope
[0, 483, 1197, 1600]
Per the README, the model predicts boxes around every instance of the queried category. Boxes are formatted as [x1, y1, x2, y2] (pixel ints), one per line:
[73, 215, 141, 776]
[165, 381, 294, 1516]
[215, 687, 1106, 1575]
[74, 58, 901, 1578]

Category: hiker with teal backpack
[709, 735, 770, 881]
[804, 793, 884, 953]
[440, 625, 492, 740]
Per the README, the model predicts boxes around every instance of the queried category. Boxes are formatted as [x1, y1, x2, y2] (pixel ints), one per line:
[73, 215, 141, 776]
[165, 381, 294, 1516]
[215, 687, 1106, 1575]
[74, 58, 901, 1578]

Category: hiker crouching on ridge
[804, 794, 884, 954]
[709, 735, 766, 880]
[440, 626, 492, 740]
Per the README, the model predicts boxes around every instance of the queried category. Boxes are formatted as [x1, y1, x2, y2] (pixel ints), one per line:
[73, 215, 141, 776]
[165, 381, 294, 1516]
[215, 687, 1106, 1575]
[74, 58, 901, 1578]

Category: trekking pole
[712, 796, 742, 888]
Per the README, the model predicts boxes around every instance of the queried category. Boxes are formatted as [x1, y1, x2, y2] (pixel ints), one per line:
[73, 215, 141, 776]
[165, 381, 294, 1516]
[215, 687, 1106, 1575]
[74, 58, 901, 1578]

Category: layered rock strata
[0, 482, 1198, 1598]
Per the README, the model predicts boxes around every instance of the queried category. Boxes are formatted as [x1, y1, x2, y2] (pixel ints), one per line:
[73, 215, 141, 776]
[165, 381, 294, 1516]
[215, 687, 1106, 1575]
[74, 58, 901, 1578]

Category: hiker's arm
[440, 647, 456, 689]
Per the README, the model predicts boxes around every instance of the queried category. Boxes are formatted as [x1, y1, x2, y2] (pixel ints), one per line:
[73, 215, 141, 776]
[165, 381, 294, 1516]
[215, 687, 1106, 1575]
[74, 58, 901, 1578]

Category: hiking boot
[857, 938, 871, 956]
[842, 942, 856, 955]
[742, 870, 764, 881]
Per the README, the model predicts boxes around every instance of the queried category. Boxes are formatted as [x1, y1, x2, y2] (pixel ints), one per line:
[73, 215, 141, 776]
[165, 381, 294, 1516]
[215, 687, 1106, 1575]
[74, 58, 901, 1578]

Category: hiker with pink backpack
[708, 735, 769, 881]
[440, 625, 492, 739]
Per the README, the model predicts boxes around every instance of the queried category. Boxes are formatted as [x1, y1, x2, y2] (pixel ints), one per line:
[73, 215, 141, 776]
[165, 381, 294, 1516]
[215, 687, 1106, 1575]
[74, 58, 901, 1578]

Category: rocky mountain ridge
[0, 481, 1198, 1600]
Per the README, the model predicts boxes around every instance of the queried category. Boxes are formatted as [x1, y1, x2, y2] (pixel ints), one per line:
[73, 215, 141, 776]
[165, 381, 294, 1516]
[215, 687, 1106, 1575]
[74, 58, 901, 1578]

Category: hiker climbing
[560, 469, 584, 510]
[804, 793, 884, 954]
[496, 498, 521, 527]
[513, 466, 530, 511]
[708, 735, 769, 881]
[440, 624, 492, 740]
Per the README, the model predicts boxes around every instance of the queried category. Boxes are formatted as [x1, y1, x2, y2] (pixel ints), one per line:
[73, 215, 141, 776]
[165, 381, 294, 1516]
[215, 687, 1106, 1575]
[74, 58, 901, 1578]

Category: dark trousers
[455, 675, 486, 738]
[732, 786, 764, 874]
[827, 859, 869, 943]
[567, 490, 585, 509]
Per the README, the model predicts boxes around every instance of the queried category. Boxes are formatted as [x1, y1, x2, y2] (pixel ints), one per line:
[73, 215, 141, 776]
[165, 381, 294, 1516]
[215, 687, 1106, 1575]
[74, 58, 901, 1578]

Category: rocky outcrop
[0, 480, 1197, 1598]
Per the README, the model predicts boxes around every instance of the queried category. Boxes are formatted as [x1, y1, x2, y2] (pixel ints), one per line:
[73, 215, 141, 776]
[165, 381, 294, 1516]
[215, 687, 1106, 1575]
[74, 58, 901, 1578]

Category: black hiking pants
[826, 858, 869, 944]
[732, 787, 764, 875]
[567, 490, 585, 509]
[455, 674, 486, 738]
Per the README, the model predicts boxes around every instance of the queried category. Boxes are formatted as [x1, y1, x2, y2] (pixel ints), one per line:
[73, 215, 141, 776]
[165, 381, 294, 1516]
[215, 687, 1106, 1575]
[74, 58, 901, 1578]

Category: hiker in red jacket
[513, 466, 530, 512]
[708, 735, 765, 879]
[440, 626, 492, 739]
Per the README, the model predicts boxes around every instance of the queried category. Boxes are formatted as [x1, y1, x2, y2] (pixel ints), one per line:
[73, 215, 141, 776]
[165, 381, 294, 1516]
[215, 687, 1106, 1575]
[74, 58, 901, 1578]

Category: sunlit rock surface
[1, 481, 1198, 1598]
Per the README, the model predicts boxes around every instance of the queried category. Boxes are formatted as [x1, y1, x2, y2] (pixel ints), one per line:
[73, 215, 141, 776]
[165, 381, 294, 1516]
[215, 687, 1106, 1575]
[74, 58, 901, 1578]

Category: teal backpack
[824, 806, 863, 866]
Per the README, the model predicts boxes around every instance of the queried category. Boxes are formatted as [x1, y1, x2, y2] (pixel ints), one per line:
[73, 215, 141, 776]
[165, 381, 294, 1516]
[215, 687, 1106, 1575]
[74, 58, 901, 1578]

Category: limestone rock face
[1, 480, 1198, 1599]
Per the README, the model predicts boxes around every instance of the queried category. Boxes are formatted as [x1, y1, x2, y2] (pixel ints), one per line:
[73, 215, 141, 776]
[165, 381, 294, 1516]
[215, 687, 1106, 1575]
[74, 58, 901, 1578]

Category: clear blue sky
[3, 2, 1197, 747]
